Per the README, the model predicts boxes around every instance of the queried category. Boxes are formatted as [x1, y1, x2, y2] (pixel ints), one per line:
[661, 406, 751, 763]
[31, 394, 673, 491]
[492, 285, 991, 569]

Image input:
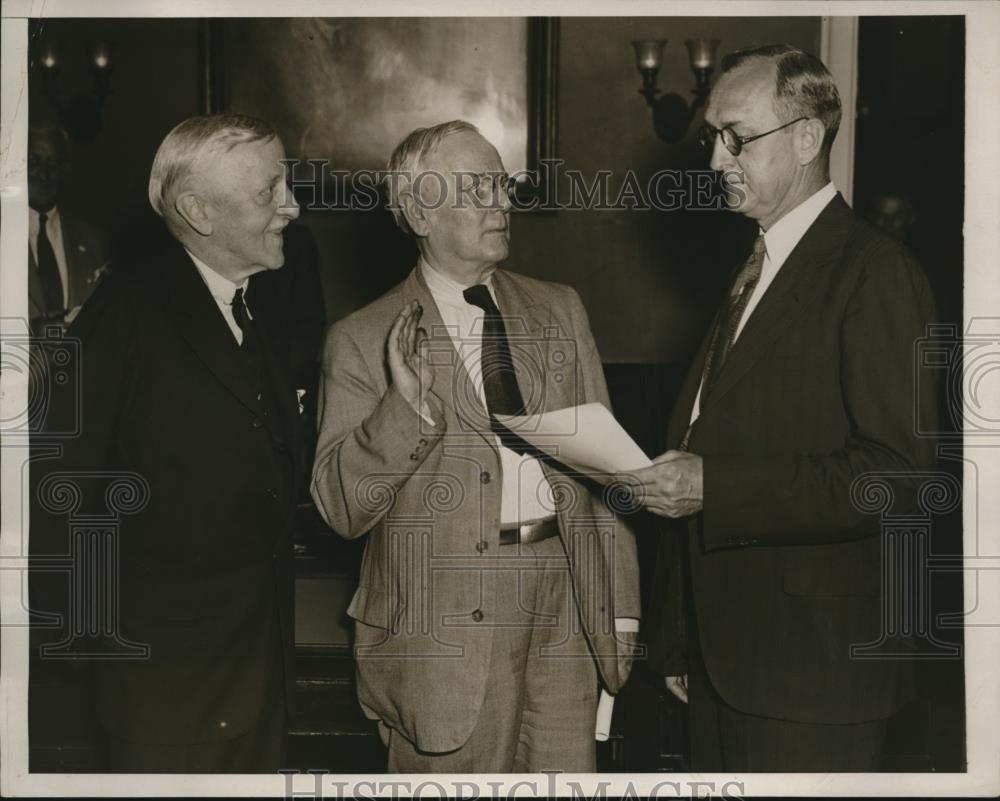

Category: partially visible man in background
[27, 117, 111, 333]
[30, 113, 302, 773]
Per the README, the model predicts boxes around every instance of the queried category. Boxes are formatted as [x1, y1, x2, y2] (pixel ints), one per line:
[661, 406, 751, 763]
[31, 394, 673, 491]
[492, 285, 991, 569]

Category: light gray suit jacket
[311, 266, 640, 752]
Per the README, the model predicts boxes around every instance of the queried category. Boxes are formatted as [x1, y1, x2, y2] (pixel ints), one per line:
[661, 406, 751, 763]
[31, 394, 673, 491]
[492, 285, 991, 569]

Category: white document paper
[595, 618, 639, 741]
[495, 402, 652, 480]
[595, 689, 615, 742]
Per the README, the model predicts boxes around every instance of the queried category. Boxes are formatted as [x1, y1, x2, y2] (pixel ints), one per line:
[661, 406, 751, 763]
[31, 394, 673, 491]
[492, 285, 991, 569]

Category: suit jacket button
[252, 418, 263, 428]
[480, 471, 491, 484]
[476, 541, 488, 553]
[410, 453, 418, 461]
[219, 720, 227, 729]
[471, 609, 484, 622]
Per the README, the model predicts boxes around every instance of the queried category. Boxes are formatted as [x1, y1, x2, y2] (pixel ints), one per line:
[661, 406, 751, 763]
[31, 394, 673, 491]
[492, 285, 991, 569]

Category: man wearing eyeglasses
[311, 120, 640, 772]
[626, 45, 938, 771]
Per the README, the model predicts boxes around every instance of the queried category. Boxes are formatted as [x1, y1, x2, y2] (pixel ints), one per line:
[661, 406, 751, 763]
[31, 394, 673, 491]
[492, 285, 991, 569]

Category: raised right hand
[387, 301, 434, 413]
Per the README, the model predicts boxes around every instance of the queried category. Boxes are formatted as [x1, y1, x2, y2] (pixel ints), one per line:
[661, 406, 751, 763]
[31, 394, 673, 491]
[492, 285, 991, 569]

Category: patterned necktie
[36, 212, 65, 315]
[698, 233, 767, 411]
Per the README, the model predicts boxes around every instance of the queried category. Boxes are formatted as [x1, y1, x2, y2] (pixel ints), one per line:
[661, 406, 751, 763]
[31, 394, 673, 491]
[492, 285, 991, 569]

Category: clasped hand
[616, 451, 703, 518]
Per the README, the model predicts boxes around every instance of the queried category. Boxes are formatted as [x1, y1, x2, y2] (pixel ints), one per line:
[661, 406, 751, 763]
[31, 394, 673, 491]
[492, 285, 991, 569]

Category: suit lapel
[697, 194, 852, 416]
[60, 218, 86, 310]
[492, 270, 562, 414]
[666, 326, 714, 447]
[404, 269, 496, 447]
[249, 292, 302, 454]
[157, 244, 265, 419]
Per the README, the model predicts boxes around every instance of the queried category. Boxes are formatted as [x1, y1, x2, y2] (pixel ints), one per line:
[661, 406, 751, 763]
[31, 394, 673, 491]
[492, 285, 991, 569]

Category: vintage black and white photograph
[1, 0, 997, 797]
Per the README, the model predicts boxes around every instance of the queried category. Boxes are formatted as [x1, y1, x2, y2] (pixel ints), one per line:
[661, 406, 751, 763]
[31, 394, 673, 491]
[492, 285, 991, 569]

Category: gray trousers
[380, 535, 599, 773]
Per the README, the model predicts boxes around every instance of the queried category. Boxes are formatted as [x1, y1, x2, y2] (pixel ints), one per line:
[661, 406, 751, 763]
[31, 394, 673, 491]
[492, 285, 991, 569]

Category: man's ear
[400, 191, 431, 238]
[796, 118, 826, 166]
[174, 191, 213, 236]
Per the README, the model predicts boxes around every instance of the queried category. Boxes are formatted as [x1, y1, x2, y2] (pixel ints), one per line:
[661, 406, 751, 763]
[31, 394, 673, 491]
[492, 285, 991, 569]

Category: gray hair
[721, 44, 842, 155]
[148, 113, 276, 217]
[385, 120, 480, 235]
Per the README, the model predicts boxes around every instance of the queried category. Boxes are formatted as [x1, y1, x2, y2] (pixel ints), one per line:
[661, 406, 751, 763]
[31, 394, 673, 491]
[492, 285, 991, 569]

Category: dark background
[26, 15, 965, 773]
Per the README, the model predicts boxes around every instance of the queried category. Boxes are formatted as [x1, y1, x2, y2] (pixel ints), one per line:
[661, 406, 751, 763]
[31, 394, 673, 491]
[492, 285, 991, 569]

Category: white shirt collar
[185, 248, 247, 304]
[419, 257, 497, 308]
[760, 182, 837, 269]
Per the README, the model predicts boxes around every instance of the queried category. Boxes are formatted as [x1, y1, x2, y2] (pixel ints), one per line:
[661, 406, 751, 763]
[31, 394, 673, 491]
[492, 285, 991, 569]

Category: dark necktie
[679, 234, 766, 451]
[231, 287, 260, 362]
[463, 284, 526, 417]
[463, 283, 542, 457]
[36, 212, 65, 315]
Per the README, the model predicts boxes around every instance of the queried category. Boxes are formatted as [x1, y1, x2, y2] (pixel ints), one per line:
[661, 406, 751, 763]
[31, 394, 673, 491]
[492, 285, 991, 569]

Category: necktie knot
[463, 284, 498, 314]
[231, 287, 257, 355]
[732, 235, 766, 298]
[232, 287, 247, 319]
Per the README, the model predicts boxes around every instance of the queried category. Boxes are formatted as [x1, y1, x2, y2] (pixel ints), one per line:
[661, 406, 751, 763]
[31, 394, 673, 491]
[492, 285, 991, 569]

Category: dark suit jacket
[645, 194, 938, 725]
[29, 212, 111, 328]
[30, 239, 301, 745]
[248, 221, 326, 485]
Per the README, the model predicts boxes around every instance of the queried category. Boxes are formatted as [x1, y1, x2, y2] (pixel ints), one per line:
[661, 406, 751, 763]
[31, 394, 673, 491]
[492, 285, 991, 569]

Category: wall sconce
[33, 38, 114, 143]
[631, 38, 719, 143]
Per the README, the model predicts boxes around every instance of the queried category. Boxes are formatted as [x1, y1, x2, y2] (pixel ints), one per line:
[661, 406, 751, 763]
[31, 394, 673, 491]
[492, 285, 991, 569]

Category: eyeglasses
[462, 172, 514, 204]
[698, 116, 808, 157]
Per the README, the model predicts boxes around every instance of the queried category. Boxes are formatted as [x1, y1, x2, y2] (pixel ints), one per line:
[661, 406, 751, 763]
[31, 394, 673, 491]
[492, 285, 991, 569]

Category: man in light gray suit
[311, 120, 640, 772]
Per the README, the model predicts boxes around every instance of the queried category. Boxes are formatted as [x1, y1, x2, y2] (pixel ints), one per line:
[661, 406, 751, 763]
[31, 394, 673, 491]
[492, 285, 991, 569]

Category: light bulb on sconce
[631, 37, 720, 143]
[92, 43, 111, 70]
[31, 37, 115, 143]
[40, 42, 59, 70]
[685, 38, 720, 91]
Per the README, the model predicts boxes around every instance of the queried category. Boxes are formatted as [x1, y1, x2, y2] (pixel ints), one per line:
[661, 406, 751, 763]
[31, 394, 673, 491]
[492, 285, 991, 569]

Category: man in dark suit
[30, 114, 302, 772]
[27, 119, 112, 332]
[629, 45, 938, 771]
